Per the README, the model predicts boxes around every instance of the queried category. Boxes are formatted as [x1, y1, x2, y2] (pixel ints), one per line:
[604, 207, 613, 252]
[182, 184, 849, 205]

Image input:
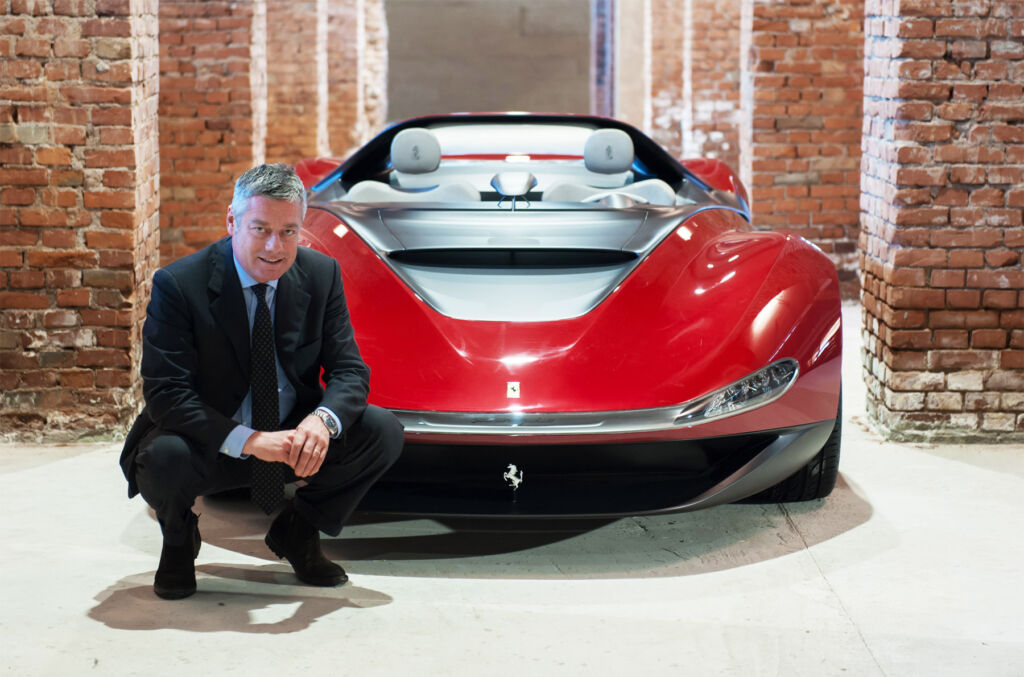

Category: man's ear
[226, 206, 236, 235]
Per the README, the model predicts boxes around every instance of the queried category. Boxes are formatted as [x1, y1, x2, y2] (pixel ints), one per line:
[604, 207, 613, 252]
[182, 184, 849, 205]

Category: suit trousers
[133, 405, 403, 545]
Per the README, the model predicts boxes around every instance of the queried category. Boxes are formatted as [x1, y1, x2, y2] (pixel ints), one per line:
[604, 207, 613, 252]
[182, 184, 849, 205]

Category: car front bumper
[360, 418, 835, 517]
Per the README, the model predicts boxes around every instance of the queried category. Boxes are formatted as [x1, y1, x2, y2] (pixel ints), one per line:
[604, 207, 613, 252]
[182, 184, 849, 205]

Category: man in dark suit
[120, 163, 402, 600]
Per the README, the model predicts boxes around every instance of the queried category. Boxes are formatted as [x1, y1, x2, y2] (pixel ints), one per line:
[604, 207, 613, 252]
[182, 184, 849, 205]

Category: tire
[749, 390, 841, 503]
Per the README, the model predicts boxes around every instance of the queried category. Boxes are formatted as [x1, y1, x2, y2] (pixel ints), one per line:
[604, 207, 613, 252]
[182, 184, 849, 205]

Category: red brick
[929, 350, 999, 370]
[76, 348, 130, 368]
[889, 287, 946, 309]
[40, 230, 75, 248]
[947, 289, 982, 308]
[1, 188, 35, 205]
[36, 147, 72, 166]
[56, 289, 90, 307]
[972, 329, 1007, 348]
[42, 310, 78, 328]
[967, 270, 1024, 289]
[60, 370, 94, 388]
[0, 168, 47, 186]
[0, 249, 23, 266]
[985, 249, 1020, 267]
[931, 269, 965, 287]
[0, 292, 49, 309]
[84, 231, 133, 249]
[24, 250, 98, 268]
[8, 270, 44, 288]
[95, 369, 132, 387]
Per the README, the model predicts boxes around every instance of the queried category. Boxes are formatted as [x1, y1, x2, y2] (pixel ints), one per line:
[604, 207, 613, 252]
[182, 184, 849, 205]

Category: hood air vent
[389, 248, 637, 268]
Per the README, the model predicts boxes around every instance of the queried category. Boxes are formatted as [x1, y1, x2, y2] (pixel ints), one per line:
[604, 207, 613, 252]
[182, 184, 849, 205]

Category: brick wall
[0, 0, 160, 441]
[861, 0, 1024, 441]
[742, 0, 864, 295]
[265, 0, 328, 164]
[158, 0, 267, 264]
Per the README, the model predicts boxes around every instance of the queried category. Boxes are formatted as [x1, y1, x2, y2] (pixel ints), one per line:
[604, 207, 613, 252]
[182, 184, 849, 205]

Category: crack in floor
[780, 502, 889, 677]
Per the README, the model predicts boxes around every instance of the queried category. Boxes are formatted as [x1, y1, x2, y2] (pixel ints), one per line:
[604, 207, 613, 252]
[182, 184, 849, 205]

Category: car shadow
[181, 472, 873, 580]
[87, 564, 392, 634]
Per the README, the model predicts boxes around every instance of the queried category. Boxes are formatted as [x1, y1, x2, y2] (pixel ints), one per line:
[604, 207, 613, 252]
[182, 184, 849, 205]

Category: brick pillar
[326, 0, 385, 154]
[327, 0, 362, 155]
[861, 0, 1024, 440]
[266, 0, 328, 164]
[742, 0, 864, 295]
[649, 0, 683, 157]
[688, 0, 741, 171]
[647, 0, 742, 167]
[0, 0, 159, 441]
[158, 0, 267, 264]
[361, 0, 387, 133]
[590, 0, 615, 117]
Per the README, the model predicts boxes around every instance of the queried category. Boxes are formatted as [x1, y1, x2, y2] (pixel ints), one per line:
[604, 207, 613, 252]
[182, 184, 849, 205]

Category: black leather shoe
[154, 512, 201, 600]
[265, 503, 347, 587]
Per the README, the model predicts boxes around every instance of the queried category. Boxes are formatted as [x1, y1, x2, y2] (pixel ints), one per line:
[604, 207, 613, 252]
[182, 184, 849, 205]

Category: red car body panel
[300, 205, 841, 445]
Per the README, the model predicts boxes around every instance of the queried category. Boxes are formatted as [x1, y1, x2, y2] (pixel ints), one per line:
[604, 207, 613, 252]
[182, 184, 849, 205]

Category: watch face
[318, 411, 337, 434]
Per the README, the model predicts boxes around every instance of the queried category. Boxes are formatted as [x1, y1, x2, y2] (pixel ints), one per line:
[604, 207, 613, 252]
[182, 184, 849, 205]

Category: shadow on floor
[88, 565, 392, 634]
[130, 472, 875, 581]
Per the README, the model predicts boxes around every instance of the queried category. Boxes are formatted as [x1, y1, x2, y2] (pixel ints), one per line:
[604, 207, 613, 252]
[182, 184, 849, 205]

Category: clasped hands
[242, 413, 331, 477]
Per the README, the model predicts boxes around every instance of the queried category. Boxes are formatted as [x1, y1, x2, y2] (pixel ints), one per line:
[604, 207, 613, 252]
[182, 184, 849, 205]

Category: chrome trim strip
[394, 359, 799, 436]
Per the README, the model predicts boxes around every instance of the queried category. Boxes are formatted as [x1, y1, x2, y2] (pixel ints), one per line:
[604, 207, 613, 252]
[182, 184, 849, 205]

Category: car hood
[312, 204, 715, 321]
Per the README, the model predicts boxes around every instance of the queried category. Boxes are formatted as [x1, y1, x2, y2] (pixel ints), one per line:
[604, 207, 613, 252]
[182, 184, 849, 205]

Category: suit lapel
[275, 258, 311, 384]
[208, 239, 251, 378]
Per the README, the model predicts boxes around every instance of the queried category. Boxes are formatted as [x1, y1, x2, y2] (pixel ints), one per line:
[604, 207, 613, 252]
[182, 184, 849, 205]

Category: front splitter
[359, 419, 835, 517]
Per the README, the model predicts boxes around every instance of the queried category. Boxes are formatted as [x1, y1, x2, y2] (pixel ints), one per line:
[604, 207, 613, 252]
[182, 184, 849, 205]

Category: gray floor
[2, 302, 1022, 676]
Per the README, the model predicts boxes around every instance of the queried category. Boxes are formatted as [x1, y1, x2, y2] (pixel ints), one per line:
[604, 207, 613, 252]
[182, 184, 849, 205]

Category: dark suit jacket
[120, 236, 370, 497]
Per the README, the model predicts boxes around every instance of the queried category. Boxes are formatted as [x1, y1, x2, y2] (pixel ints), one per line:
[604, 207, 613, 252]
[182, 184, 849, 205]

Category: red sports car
[296, 113, 842, 516]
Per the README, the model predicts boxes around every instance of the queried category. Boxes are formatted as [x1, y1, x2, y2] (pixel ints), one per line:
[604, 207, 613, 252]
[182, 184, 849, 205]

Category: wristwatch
[313, 408, 340, 438]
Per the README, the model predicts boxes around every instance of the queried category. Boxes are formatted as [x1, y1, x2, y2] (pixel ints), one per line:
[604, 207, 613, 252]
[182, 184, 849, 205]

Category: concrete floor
[2, 302, 1023, 676]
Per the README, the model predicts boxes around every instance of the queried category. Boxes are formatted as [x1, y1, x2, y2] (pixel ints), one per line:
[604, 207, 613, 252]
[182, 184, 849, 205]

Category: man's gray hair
[231, 163, 307, 219]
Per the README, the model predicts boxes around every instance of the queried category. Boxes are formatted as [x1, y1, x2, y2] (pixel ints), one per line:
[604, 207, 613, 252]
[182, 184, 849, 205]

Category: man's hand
[242, 430, 295, 464]
[288, 413, 331, 478]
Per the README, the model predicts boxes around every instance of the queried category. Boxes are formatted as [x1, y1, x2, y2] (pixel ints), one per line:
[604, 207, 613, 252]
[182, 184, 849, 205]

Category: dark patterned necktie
[250, 283, 286, 514]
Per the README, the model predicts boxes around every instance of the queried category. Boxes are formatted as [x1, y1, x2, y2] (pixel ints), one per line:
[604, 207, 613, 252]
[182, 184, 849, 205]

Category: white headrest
[390, 128, 441, 174]
[584, 129, 634, 174]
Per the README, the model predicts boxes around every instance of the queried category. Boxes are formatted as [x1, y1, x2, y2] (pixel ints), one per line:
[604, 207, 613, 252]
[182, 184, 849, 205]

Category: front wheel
[750, 391, 842, 502]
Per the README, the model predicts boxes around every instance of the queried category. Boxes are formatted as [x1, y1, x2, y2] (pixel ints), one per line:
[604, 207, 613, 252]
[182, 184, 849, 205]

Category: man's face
[226, 195, 304, 283]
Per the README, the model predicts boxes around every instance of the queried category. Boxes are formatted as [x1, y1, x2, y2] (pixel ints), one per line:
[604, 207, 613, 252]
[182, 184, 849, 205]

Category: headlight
[675, 358, 799, 424]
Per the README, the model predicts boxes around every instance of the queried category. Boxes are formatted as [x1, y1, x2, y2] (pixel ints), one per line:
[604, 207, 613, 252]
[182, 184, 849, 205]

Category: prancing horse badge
[507, 381, 521, 398]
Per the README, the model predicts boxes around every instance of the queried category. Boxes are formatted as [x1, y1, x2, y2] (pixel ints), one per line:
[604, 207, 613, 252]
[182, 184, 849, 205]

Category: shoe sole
[265, 532, 348, 587]
[154, 583, 196, 600]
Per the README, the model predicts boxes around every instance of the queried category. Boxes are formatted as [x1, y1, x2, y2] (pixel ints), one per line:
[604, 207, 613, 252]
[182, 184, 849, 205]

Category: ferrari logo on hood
[507, 381, 521, 398]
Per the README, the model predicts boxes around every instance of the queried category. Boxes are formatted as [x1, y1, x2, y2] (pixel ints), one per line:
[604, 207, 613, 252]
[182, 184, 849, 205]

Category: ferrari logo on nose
[507, 381, 520, 398]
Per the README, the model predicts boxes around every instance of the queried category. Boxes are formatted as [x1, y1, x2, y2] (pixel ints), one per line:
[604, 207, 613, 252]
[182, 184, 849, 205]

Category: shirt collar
[232, 253, 279, 292]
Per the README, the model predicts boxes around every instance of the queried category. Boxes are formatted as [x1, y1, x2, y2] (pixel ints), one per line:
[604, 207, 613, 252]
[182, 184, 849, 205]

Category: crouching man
[120, 163, 402, 599]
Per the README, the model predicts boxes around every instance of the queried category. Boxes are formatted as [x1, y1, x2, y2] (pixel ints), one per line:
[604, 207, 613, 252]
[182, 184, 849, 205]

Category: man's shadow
[88, 564, 392, 634]
[90, 500, 393, 634]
